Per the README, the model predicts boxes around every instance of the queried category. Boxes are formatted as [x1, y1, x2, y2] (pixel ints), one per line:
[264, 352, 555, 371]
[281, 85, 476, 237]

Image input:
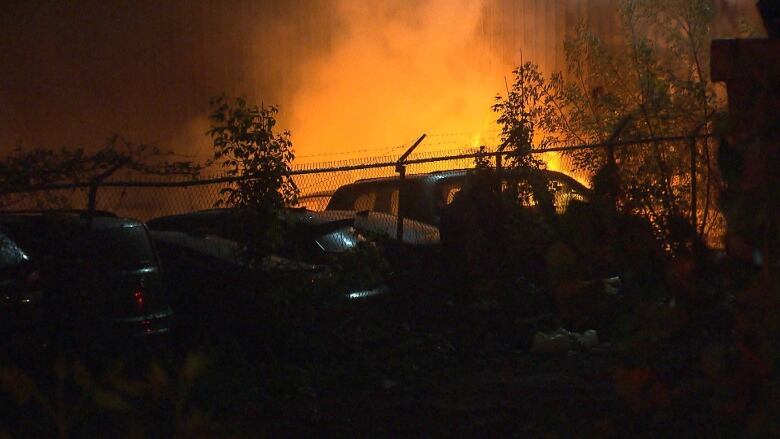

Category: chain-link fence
[0, 134, 720, 244]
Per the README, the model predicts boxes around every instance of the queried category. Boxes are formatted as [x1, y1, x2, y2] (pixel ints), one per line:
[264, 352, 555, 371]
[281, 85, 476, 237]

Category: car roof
[347, 169, 469, 186]
[0, 211, 143, 230]
[147, 207, 354, 228]
[341, 168, 590, 193]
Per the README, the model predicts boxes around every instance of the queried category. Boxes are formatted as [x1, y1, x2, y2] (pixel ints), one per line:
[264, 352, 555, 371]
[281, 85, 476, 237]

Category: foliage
[561, 0, 722, 244]
[473, 145, 493, 169]
[0, 135, 204, 209]
[328, 241, 391, 292]
[492, 62, 555, 169]
[0, 136, 202, 189]
[553, 0, 718, 148]
[440, 168, 557, 295]
[207, 95, 299, 259]
[0, 353, 212, 438]
[492, 0, 725, 247]
[208, 95, 298, 210]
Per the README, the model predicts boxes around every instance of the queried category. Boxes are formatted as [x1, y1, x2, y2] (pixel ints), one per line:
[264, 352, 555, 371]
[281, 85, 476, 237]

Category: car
[146, 208, 390, 301]
[0, 229, 46, 344]
[326, 168, 591, 226]
[0, 210, 174, 346]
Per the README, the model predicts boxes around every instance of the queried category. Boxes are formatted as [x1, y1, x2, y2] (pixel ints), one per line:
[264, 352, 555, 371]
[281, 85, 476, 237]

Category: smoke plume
[0, 0, 764, 164]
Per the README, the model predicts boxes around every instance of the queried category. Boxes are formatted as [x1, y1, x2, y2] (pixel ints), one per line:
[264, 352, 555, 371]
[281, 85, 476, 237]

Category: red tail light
[133, 289, 145, 311]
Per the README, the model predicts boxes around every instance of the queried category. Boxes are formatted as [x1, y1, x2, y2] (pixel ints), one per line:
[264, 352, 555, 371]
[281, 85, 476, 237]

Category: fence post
[86, 181, 99, 230]
[396, 164, 406, 241]
[85, 159, 129, 230]
[396, 134, 426, 243]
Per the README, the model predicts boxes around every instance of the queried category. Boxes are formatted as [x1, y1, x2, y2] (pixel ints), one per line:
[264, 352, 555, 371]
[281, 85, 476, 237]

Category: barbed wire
[425, 129, 502, 137]
[296, 142, 408, 159]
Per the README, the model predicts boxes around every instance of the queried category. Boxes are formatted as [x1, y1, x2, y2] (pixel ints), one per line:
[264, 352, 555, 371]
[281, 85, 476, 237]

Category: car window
[388, 189, 399, 215]
[0, 220, 70, 260]
[83, 226, 157, 269]
[440, 182, 464, 206]
[548, 179, 585, 214]
[501, 180, 537, 207]
[353, 192, 377, 211]
[445, 188, 460, 205]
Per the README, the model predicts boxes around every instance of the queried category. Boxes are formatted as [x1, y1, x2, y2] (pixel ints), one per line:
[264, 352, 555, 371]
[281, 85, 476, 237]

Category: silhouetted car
[0, 211, 174, 346]
[0, 230, 46, 342]
[326, 168, 590, 226]
[147, 208, 389, 301]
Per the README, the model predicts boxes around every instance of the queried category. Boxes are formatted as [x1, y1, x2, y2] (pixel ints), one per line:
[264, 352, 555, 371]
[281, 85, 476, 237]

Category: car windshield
[314, 226, 362, 253]
[0, 220, 70, 260]
[279, 222, 364, 264]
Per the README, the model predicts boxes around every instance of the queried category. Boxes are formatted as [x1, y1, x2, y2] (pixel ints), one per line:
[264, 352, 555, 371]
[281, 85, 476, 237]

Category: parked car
[0, 229, 46, 342]
[0, 210, 174, 346]
[146, 208, 389, 301]
[326, 168, 590, 226]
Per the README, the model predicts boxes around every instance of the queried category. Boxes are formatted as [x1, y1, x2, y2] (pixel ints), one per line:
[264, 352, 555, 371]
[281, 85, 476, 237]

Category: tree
[0, 135, 204, 210]
[492, 61, 564, 216]
[496, 0, 724, 246]
[208, 95, 298, 211]
[207, 95, 299, 258]
[492, 62, 557, 170]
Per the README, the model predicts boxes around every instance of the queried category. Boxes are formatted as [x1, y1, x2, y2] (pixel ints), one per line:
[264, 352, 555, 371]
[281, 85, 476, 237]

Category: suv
[0, 211, 174, 345]
[326, 169, 590, 226]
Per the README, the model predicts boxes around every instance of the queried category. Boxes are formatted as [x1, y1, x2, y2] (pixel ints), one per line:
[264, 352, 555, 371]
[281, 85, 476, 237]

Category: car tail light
[133, 288, 145, 311]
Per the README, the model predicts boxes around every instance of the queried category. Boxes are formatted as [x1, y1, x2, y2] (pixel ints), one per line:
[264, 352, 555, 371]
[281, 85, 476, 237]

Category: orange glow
[283, 0, 587, 187]
[288, 0, 507, 162]
[175, 0, 588, 185]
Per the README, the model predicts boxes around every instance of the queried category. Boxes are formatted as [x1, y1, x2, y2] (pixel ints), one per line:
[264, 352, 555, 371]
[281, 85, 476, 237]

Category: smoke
[0, 0, 765, 163]
[288, 0, 507, 160]
[288, 0, 620, 161]
[0, 0, 334, 156]
[0, 0, 528, 161]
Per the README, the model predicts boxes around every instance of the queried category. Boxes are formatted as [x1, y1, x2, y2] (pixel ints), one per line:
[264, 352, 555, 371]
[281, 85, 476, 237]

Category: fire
[283, 0, 582, 185]
[171, 0, 586, 183]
